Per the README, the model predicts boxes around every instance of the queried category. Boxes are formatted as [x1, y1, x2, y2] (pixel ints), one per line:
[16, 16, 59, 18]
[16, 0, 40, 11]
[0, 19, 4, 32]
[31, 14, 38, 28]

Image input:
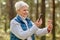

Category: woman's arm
[35, 27, 48, 37]
[10, 20, 38, 39]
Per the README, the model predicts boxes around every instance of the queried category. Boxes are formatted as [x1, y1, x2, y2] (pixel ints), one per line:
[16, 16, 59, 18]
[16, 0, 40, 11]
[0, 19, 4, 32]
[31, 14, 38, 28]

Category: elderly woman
[10, 1, 52, 40]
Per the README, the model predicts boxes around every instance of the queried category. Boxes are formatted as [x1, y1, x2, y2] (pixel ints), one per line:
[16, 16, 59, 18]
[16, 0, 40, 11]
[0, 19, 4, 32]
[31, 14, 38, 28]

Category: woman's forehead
[20, 6, 29, 9]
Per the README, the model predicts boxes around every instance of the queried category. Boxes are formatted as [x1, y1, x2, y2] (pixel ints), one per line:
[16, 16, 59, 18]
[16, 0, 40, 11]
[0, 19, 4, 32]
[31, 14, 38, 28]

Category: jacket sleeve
[31, 21, 48, 37]
[10, 20, 38, 39]
[35, 27, 48, 37]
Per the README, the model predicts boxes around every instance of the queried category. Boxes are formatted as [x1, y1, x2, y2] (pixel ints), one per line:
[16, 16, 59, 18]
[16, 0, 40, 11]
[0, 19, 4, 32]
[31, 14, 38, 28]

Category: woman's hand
[34, 19, 42, 27]
[47, 20, 53, 33]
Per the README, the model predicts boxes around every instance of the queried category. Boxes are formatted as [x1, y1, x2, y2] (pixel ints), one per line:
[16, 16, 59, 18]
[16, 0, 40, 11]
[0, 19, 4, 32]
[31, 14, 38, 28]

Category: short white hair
[15, 1, 29, 10]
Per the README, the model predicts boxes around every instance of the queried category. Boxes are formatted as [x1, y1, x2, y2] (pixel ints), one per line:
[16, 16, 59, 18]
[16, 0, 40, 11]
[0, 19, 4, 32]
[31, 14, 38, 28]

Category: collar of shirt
[17, 14, 29, 29]
[17, 14, 28, 25]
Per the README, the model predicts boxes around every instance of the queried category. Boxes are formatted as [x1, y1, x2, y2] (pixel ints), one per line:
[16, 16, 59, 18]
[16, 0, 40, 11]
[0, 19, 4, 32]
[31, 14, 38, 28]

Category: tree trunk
[5, 0, 16, 32]
[41, 0, 46, 40]
[52, 0, 56, 40]
[6, 0, 16, 20]
[29, 0, 34, 20]
[36, 0, 39, 20]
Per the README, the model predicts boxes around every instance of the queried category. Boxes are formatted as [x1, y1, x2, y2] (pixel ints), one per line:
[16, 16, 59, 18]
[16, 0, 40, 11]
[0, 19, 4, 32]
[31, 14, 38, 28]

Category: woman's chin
[23, 15, 27, 18]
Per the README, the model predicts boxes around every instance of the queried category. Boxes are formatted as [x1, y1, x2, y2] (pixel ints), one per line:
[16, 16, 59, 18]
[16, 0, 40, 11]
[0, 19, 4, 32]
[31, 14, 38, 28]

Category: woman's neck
[17, 14, 27, 20]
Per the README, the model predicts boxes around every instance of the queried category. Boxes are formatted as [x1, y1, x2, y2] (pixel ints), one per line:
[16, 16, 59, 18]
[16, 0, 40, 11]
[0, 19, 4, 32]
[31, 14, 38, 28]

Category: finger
[38, 18, 42, 22]
[48, 24, 53, 29]
[48, 20, 52, 25]
[48, 20, 52, 23]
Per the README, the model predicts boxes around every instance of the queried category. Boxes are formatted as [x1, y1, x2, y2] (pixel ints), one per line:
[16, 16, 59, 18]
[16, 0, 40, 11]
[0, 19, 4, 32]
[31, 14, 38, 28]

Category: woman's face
[17, 6, 29, 18]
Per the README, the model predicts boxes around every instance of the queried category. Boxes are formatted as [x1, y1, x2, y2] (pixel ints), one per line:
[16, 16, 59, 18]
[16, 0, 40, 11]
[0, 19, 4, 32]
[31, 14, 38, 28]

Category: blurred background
[0, 0, 60, 40]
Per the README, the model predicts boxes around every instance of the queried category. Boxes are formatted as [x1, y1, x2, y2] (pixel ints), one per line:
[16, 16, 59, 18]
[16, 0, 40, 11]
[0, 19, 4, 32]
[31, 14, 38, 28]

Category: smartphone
[38, 14, 43, 21]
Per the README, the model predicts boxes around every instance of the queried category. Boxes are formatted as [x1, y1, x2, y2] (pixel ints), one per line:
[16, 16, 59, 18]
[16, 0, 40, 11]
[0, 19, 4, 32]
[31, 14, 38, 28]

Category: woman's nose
[26, 11, 28, 13]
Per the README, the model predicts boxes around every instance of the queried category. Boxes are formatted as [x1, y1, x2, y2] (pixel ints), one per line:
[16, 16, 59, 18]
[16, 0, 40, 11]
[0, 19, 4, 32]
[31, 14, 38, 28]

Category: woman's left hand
[47, 20, 53, 33]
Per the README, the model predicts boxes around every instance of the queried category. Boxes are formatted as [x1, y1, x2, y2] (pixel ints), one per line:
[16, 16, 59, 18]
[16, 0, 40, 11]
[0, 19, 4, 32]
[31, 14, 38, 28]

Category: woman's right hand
[34, 19, 42, 27]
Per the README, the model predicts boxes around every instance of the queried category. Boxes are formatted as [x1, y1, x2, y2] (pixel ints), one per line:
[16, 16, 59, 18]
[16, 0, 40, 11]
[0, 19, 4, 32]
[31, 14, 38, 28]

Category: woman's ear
[16, 10, 18, 13]
[16, 9, 20, 13]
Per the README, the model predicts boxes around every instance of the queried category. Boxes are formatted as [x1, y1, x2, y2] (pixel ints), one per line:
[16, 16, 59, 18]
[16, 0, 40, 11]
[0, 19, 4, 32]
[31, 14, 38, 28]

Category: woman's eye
[24, 10, 26, 11]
